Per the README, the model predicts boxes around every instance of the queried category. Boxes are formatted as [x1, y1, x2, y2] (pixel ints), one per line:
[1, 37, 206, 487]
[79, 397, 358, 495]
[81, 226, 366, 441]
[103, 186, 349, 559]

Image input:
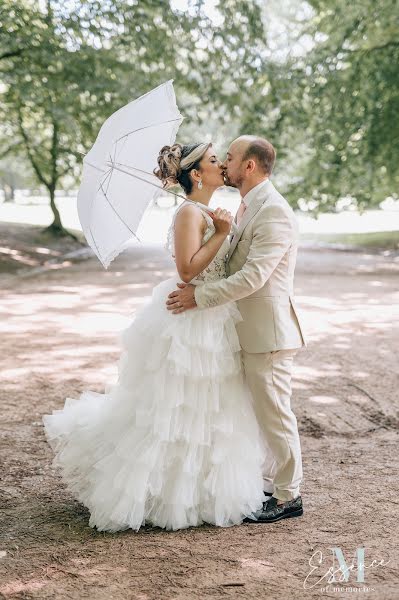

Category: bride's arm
[173, 204, 231, 283]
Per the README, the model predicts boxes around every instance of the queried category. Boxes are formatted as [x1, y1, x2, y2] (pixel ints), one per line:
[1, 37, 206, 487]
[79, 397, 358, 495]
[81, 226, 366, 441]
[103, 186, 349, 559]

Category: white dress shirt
[242, 178, 269, 207]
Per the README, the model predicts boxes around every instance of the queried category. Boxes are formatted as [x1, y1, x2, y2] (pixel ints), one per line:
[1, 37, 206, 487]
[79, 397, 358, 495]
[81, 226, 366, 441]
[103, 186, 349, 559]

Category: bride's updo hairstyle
[154, 142, 211, 194]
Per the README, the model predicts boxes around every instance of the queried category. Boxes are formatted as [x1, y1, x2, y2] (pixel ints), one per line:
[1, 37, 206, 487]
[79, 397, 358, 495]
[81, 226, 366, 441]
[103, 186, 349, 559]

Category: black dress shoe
[244, 495, 303, 523]
[264, 491, 273, 498]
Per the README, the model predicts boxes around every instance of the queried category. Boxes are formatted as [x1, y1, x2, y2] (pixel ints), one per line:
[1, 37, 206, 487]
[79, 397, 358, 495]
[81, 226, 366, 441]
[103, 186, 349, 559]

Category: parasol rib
[114, 118, 183, 145]
[99, 181, 140, 242]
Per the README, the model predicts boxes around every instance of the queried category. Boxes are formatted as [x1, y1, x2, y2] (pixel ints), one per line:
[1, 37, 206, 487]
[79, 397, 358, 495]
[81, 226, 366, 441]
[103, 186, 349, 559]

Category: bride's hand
[210, 208, 233, 236]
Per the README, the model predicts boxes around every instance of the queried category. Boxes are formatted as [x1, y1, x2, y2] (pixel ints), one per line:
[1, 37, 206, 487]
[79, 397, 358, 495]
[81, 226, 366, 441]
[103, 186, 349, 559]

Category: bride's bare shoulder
[174, 203, 207, 232]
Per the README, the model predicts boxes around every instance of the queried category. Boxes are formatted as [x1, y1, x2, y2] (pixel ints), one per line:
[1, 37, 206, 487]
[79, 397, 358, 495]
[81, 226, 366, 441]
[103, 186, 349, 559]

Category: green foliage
[279, 0, 399, 211]
[1, 0, 396, 219]
[0, 0, 269, 228]
[0, 0, 129, 228]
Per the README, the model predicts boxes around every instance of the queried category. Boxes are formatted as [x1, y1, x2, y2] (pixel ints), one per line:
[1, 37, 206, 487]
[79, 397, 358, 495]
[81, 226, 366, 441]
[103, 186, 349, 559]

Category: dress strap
[173, 200, 213, 226]
[176, 200, 214, 228]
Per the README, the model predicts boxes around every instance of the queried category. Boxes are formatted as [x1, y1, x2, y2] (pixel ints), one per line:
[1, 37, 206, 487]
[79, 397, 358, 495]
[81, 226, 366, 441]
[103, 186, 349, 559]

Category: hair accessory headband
[179, 143, 210, 170]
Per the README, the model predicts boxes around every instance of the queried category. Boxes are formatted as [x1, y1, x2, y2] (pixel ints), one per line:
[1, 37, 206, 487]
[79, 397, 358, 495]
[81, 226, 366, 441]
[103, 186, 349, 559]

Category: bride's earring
[198, 179, 203, 190]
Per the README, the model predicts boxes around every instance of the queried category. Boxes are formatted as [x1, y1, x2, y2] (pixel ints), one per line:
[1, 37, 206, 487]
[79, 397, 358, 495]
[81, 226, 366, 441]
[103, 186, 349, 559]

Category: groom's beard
[224, 172, 243, 189]
[223, 171, 238, 188]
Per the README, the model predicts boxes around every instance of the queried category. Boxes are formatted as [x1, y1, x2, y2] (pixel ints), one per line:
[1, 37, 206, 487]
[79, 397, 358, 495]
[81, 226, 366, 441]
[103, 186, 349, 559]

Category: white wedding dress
[42, 200, 269, 532]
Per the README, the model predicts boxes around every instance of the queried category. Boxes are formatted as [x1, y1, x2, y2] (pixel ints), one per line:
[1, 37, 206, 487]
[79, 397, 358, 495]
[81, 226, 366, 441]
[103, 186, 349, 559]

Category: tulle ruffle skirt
[42, 276, 267, 532]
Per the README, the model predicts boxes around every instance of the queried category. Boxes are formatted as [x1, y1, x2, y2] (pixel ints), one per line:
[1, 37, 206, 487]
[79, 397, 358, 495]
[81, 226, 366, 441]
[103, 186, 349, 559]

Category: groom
[166, 135, 306, 523]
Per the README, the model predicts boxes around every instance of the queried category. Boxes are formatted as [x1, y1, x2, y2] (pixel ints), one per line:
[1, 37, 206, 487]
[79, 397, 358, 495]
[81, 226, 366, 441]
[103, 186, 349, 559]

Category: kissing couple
[43, 135, 307, 532]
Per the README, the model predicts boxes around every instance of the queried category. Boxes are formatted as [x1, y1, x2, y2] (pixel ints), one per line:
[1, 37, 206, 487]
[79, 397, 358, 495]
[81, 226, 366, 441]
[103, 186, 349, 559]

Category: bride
[42, 141, 271, 532]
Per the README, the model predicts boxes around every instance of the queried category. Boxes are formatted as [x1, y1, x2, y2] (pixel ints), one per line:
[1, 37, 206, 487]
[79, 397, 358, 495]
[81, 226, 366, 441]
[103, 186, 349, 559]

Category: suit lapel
[227, 180, 273, 261]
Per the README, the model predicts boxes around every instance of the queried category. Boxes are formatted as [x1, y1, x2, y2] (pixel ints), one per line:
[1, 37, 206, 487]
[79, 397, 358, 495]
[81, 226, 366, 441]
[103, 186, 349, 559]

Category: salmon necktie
[235, 199, 247, 226]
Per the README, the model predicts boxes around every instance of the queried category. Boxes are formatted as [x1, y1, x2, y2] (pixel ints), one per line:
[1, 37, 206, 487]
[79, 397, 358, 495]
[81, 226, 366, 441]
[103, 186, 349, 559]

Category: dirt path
[1, 244, 398, 599]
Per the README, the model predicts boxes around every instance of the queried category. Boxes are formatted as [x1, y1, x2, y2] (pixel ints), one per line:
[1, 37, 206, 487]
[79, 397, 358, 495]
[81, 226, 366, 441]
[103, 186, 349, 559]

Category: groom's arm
[194, 204, 294, 309]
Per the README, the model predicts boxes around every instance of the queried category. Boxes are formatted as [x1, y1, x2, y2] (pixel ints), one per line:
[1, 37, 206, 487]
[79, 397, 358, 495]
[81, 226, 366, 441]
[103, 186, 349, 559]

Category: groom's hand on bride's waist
[166, 283, 197, 314]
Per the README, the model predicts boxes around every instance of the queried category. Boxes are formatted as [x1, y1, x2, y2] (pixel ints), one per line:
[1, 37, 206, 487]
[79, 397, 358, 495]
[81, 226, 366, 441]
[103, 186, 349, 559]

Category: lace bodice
[165, 200, 231, 284]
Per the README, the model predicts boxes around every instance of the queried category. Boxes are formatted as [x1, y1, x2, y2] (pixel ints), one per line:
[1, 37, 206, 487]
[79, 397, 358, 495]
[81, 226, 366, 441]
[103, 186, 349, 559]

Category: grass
[301, 230, 399, 250]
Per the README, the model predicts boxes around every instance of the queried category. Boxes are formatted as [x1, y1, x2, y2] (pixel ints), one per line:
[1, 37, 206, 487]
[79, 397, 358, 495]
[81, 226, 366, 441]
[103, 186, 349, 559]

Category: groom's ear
[246, 159, 256, 174]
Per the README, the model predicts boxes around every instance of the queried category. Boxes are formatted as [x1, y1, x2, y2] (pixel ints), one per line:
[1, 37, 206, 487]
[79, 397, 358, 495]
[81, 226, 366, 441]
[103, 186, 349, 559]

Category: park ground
[0, 224, 398, 599]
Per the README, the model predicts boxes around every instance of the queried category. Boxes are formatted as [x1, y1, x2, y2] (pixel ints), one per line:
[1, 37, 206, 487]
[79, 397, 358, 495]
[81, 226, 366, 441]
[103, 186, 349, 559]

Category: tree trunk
[48, 185, 62, 228]
[43, 186, 78, 240]
[3, 184, 15, 203]
[43, 118, 77, 240]
[17, 97, 78, 239]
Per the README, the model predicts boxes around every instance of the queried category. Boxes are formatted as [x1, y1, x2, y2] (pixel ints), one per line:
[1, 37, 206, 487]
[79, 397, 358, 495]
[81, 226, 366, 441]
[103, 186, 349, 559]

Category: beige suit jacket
[194, 180, 306, 353]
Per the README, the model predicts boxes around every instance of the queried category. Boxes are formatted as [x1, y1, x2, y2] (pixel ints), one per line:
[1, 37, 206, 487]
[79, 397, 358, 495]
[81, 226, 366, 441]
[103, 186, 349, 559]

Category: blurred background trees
[0, 0, 397, 235]
[276, 0, 399, 211]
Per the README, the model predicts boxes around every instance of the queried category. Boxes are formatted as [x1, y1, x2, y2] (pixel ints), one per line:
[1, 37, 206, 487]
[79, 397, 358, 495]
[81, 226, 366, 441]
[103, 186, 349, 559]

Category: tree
[0, 1, 121, 234]
[276, 0, 399, 211]
[0, 0, 271, 233]
[0, 156, 34, 202]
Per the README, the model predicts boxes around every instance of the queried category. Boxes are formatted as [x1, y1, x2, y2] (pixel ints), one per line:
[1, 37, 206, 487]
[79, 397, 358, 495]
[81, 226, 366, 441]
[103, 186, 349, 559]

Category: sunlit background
[1, 0, 398, 257]
[1, 190, 398, 245]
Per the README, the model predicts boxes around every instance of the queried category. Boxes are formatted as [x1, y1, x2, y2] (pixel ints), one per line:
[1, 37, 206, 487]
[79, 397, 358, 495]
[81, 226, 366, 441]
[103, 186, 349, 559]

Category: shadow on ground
[0, 244, 398, 599]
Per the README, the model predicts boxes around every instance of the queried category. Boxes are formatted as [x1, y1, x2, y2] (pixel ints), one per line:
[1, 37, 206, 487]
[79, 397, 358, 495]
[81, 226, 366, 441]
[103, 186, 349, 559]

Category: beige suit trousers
[241, 348, 303, 502]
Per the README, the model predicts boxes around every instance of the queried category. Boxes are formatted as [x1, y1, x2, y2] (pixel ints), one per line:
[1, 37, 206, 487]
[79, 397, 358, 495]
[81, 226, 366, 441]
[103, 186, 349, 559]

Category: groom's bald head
[223, 135, 276, 193]
[231, 135, 276, 176]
